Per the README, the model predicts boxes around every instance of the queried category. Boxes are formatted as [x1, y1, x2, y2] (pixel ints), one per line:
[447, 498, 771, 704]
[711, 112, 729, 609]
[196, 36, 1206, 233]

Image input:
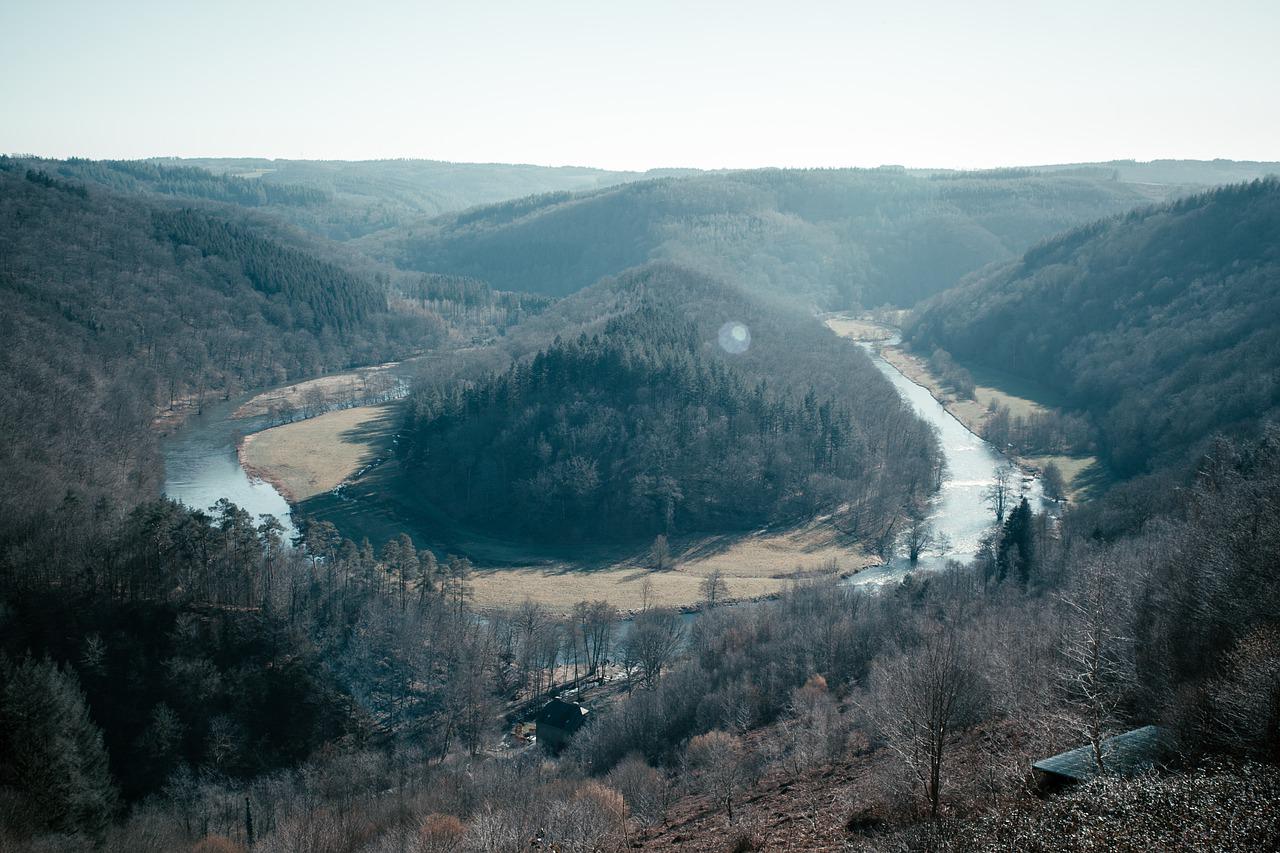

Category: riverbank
[296, 455, 884, 613]
[233, 362, 405, 420]
[825, 314, 1097, 502]
[464, 523, 882, 615]
[171, 311, 1039, 613]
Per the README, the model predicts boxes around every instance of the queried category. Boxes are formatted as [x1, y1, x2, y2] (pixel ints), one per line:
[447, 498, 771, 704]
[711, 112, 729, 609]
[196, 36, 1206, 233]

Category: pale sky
[3, 0, 1278, 171]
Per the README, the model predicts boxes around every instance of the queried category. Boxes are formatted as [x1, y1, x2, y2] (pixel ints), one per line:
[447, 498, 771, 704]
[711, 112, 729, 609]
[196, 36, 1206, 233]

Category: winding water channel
[850, 339, 1046, 586]
[161, 336, 1046, 585]
[161, 396, 298, 541]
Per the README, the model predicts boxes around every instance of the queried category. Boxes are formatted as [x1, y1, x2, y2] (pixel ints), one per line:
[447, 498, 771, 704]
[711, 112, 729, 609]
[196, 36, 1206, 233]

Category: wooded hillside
[908, 178, 1280, 476]
[373, 167, 1194, 307]
[0, 164, 440, 570]
[3, 155, 651, 242]
[400, 264, 942, 543]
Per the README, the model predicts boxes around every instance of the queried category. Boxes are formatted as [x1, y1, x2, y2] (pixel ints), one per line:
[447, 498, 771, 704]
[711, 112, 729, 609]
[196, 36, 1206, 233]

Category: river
[848, 337, 1046, 586]
[161, 395, 298, 541]
[161, 337, 1046, 583]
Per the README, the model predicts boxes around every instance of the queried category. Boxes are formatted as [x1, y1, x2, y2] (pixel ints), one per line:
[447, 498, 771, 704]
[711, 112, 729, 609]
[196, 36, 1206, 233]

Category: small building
[534, 698, 589, 753]
[1032, 725, 1170, 792]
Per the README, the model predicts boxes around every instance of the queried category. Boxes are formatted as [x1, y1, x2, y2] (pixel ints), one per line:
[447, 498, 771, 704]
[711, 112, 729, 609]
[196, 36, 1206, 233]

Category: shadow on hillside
[1071, 458, 1114, 503]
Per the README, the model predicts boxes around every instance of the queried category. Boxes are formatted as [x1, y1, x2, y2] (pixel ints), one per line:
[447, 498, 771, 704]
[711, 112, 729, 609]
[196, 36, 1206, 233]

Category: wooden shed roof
[1033, 725, 1169, 782]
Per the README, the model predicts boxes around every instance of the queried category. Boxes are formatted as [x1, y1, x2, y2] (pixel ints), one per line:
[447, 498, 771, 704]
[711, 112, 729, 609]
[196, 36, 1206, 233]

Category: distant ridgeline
[375, 167, 1210, 308]
[0, 155, 646, 242]
[907, 178, 1280, 478]
[2, 155, 329, 207]
[398, 264, 943, 543]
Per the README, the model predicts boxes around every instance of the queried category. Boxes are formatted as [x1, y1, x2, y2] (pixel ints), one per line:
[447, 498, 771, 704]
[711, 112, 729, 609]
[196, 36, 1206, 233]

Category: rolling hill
[396, 263, 943, 545]
[364, 165, 1248, 308]
[907, 178, 1280, 477]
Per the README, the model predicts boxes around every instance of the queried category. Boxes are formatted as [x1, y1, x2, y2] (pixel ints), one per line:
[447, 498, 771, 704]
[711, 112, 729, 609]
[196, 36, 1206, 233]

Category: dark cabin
[1032, 725, 1170, 792]
[534, 698, 589, 753]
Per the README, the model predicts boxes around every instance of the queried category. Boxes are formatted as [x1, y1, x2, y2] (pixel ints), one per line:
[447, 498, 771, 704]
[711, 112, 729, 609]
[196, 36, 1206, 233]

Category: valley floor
[237, 397, 878, 613]
[229, 312, 1093, 613]
[238, 403, 396, 502]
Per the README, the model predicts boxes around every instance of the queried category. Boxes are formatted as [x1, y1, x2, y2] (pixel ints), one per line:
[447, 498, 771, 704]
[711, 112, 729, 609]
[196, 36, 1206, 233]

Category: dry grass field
[239, 404, 395, 501]
[292, 450, 879, 613]
[467, 522, 879, 614]
[823, 315, 894, 342]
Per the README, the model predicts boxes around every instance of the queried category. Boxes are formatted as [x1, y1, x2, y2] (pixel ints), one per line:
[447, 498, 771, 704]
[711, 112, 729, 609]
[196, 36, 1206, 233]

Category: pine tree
[0, 656, 118, 838]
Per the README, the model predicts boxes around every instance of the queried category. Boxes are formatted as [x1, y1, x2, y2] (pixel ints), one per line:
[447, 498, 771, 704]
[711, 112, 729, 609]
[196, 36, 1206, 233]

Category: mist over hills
[158, 157, 678, 239]
[11, 154, 1277, 313]
[366, 163, 1272, 308]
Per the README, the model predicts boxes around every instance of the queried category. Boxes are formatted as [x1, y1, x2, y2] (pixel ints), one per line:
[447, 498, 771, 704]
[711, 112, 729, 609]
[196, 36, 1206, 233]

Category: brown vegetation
[238, 404, 395, 501]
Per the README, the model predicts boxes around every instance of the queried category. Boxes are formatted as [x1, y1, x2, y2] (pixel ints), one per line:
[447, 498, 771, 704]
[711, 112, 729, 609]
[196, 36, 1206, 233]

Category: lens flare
[718, 321, 751, 354]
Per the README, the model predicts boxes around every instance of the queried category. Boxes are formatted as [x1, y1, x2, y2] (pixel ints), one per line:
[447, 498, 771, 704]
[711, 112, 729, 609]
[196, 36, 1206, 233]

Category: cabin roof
[535, 698, 589, 730]
[1033, 725, 1168, 782]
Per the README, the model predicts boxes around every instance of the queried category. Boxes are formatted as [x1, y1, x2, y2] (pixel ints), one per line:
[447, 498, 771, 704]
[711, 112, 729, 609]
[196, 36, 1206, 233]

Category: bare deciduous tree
[860, 620, 985, 819]
[685, 730, 750, 822]
[700, 568, 728, 608]
[626, 608, 685, 689]
[1057, 549, 1136, 772]
[905, 511, 936, 563]
[984, 462, 1016, 521]
[651, 534, 672, 572]
[607, 753, 672, 827]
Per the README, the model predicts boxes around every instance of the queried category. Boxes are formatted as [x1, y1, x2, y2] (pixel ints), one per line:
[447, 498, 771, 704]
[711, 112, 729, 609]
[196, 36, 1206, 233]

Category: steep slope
[398, 264, 942, 544]
[369, 167, 1198, 307]
[907, 178, 1280, 477]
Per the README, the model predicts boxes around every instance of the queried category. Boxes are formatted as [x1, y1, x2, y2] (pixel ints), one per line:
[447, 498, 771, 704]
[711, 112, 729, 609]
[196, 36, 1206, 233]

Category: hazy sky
[3, 0, 1278, 170]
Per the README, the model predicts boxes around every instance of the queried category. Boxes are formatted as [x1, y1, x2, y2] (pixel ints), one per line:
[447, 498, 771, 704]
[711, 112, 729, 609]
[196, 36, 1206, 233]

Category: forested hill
[907, 178, 1280, 477]
[368, 167, 1205, 307]
[399, 264, 942, 544]
[165, 157, 666, 237]
[0, 156, 657, 242]
[0, 165, 440, 569]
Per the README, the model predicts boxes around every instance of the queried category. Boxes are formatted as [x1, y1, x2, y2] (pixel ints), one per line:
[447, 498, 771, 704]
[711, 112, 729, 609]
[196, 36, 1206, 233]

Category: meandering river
[848, 338, 1046, 586]
[161, 396, 298, 541]
[161, 335, 1046, 582]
